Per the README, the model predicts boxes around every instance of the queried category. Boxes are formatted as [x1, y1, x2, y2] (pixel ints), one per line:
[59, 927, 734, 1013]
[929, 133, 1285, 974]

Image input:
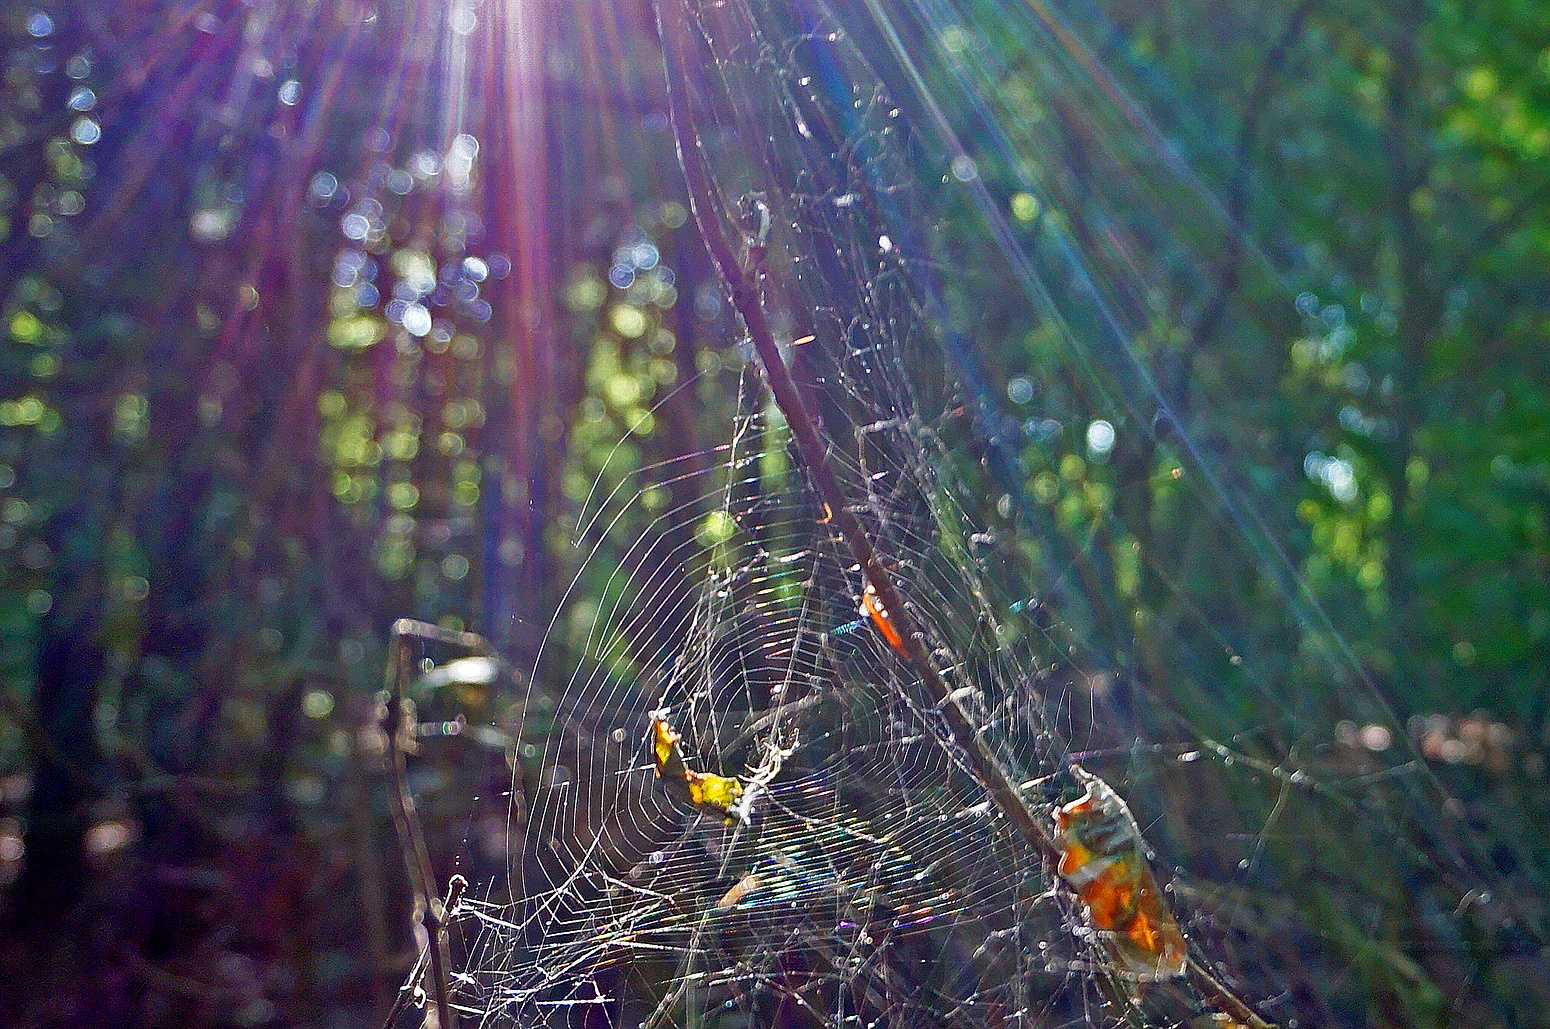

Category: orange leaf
[1056, 777, 1187, 979]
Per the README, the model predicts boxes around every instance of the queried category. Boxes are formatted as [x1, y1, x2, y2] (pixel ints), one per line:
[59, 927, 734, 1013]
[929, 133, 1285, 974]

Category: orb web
[436, 2, 1547, 1027]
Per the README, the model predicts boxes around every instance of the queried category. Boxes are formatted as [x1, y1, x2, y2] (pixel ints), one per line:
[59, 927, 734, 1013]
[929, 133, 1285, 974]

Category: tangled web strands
[469, 52, 1184, 1029]
[447, 2, 1545, 1028]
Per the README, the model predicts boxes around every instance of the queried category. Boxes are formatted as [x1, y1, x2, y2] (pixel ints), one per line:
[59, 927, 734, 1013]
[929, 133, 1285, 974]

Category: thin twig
[1187, 957, 1275, 1029]
[380, 875, 468, 1029]
[382, 618, 480, 1029]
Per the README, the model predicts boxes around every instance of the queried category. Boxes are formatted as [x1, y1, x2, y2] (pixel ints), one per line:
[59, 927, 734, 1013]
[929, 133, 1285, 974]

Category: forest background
[0, 0, 1547, 1026]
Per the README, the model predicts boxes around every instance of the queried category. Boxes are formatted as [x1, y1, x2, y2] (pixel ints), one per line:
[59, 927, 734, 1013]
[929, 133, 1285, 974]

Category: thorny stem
[654, 2, 1276, 1027]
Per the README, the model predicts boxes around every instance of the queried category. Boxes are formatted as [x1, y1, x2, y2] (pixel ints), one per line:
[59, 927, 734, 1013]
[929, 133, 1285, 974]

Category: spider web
[441, 2, 1546, 1027]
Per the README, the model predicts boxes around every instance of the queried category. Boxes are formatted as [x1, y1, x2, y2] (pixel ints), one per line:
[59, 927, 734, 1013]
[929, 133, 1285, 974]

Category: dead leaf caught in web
[651, 715, 745, 823]
[1056, 774, 1189, 980]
